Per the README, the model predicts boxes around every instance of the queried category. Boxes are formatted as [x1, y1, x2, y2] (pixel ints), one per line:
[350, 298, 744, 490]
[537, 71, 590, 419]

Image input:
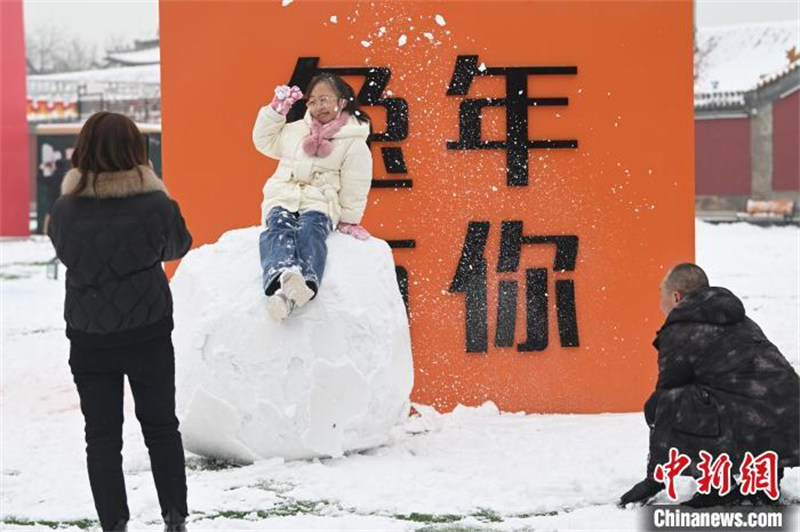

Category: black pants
[69, 335, 188, 530]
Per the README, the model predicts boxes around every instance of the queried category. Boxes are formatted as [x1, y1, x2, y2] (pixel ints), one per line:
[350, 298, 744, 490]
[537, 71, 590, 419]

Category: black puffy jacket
[645, 286, 800, 476]
[48, 166, 192, 348]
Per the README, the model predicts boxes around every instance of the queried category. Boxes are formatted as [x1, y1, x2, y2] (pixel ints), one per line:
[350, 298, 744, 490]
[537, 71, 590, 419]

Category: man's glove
[618, 478, 664, 506]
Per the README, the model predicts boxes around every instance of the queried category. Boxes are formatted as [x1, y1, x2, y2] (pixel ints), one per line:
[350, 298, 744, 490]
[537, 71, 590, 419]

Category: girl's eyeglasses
[306, 96, 340, 109]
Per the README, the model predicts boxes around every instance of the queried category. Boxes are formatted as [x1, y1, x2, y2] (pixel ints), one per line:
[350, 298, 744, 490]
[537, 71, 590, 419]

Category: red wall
[695, 117, 751, 195]
[0, 0, 30, 237]
[772, 89, 800, 192]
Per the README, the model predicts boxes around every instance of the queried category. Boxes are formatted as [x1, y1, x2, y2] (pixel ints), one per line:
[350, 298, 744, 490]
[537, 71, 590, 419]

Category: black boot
[746, 492, 781, 506]
[163, 508, 186, 532]
[683, 489, 743, 508]
[108, 519, 128, 532]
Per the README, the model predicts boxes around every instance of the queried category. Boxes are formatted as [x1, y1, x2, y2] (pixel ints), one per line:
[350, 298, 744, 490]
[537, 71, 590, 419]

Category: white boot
[279, 268, 315, 308]
[266, 289, 294, 321]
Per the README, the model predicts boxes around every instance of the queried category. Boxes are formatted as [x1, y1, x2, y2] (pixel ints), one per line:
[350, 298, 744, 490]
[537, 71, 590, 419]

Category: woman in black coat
[48, 112, 192, 532]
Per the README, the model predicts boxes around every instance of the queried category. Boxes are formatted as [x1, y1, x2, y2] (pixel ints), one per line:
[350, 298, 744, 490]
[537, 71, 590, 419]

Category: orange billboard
[160, 0, 695, 413]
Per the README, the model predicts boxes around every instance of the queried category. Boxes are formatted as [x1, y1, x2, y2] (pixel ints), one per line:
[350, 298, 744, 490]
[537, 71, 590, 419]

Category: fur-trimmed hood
[61, 165, 168, 198]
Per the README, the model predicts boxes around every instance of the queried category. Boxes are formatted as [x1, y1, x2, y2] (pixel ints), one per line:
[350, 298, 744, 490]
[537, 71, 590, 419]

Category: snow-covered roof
[27, 65, 160, 102]
[106, 46, 160, 66]
[756, 59, 800, 89]
[694, 91, 746, 111]
[695, 20, 799, 93]
[27, 64, 160, 84]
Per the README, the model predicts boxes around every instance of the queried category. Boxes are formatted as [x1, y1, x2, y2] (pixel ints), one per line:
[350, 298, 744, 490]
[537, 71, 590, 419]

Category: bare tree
[104, 33, 130, 54]
[26, 24, 63, 74]
[26, 24, 100, 74]
[54, 36, 99, 72]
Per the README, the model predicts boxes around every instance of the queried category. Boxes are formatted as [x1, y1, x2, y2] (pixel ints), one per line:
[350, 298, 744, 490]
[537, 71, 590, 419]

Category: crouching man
[620, 263, 799, 507]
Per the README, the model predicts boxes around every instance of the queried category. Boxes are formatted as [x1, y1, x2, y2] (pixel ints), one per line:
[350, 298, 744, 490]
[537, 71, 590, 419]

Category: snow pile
[695, 21, 799, 93]
[170, 226, 414, 463]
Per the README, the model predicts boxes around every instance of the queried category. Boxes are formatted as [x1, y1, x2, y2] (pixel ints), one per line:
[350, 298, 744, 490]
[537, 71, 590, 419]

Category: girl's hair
[306, 73, 372, 127]
[67, 111, 148, 196]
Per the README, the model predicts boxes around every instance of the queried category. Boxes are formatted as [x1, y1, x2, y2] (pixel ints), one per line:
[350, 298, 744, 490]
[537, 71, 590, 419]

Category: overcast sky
[22, 0, 800, 53]
[697, 0, 799, 26]
[24, 0, 160, 51]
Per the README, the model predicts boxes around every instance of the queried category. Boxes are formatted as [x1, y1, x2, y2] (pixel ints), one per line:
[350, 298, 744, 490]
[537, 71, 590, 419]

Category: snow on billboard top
[160, 0, 694, 414]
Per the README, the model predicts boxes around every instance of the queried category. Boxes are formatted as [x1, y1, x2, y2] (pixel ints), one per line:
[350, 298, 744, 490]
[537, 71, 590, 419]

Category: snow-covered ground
[1, 221, 798, 531]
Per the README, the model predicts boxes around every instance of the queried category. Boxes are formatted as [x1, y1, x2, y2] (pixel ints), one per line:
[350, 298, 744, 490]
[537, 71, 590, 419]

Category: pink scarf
[302, 111, 350, 158]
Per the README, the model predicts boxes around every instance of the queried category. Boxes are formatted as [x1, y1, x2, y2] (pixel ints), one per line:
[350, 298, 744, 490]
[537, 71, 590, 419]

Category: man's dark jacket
[645, 286, 799, 476]
[48, 166, 192, 348]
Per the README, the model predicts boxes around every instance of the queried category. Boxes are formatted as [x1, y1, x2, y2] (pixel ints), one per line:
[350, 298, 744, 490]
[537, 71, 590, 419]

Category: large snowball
[171, 226, 414, 463]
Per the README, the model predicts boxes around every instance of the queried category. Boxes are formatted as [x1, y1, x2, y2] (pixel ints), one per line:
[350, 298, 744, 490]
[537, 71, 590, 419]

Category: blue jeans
[259, 207, 332, 297]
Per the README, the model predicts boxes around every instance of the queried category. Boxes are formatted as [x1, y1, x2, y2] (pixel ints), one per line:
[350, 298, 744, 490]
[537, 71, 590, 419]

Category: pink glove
[337, 222, 370, 240]
[270, 85, 303, 115]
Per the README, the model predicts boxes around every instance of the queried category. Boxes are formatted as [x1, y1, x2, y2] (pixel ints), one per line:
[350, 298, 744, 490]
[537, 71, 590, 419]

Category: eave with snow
[105, 46, 160, 67]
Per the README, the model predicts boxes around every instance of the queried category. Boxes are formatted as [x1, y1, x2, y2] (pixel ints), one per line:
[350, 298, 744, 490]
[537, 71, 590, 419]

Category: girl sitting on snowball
[253, 73, 373, 320]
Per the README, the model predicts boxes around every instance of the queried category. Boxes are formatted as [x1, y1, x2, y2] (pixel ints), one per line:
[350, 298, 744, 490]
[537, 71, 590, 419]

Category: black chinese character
[450, 221, 580, 353]
[446, 55, 578, 186]
[449, 222, 491, 352]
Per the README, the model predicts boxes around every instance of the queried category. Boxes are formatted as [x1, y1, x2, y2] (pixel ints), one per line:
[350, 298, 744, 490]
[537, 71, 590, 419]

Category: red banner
[0, 0, 31, 237]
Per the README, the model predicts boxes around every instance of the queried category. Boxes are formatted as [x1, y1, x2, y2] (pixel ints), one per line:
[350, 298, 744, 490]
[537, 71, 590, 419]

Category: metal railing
[27, 79, 161, 123]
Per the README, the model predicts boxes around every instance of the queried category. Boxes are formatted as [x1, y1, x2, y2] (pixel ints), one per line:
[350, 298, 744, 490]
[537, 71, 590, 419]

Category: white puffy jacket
[252, 105, 373, 227]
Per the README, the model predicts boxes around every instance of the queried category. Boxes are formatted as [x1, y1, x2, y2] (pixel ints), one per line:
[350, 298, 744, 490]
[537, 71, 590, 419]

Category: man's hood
[664, 286, 746, 327]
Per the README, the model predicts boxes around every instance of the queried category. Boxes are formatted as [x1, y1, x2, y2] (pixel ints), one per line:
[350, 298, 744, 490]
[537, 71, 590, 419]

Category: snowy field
[1, 220, 798, 531]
